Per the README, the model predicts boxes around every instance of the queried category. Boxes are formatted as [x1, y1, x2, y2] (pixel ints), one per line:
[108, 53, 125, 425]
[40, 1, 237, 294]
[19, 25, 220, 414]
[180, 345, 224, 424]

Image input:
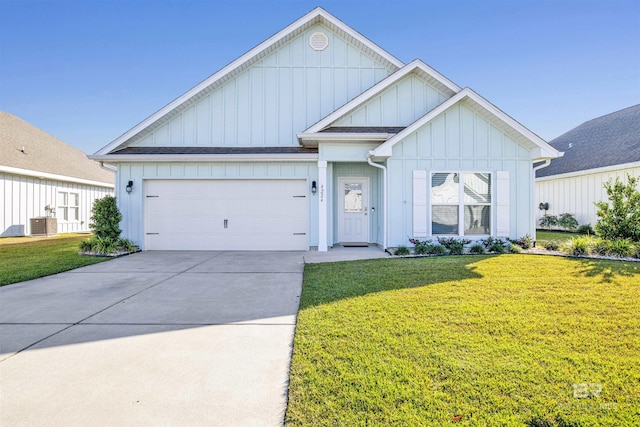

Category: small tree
[539, 214, 558, 229]
[594, 174, 640, 242]
[90, 196, 122, 242]
[557, 213, 579, 231]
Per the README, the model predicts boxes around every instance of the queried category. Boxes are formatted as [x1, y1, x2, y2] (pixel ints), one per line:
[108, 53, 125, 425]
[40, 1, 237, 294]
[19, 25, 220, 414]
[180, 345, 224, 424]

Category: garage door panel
[145, 180, 308, 250]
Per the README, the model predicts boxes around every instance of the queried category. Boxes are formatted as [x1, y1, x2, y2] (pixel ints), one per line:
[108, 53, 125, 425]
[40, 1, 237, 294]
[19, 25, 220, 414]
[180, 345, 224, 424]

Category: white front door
[338, 177, 369, 244]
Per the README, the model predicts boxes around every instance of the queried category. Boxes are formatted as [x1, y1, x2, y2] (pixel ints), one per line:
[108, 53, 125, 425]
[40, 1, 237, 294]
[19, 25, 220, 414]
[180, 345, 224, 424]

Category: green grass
[536, 230, 581, 247]
[0, 234, 109, 286]
[286, 255, 640, 426]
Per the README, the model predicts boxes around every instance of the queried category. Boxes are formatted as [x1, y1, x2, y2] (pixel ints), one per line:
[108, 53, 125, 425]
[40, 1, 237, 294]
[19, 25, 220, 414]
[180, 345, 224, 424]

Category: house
[536, 104, 640, 227]
[1, 111, 114, 237]
[91, 7, 561, 251]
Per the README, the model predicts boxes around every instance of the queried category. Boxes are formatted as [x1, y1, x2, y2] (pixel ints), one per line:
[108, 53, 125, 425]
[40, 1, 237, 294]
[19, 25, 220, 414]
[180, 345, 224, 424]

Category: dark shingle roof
[0, 111, 114, 184]
[536, 104, 640, 178]
[113, 146, 318, 155]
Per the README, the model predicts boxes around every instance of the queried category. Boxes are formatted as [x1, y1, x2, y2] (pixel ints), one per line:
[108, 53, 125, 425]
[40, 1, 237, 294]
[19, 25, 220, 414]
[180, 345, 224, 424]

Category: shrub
[448, 242, 465, 255]
[634, 244, 640, 259]
[483, 236, 507, 253]
[508, 234, 533, 249]
[609, 239, 634, 258]
[409, 239, 432, 255]
[509, 244, 522, 254]
[488, 243, 505, 253]
[539, 214, 558, 229]
[561, 236, 594, 256]
[80, 236, 138, 255]
[557, 213, 579, 231]
[90, 196, 122, 242]
[436, 237, 471, 249]
[576, 224, 594, 235]
[592, 238, 612, 256]
[118, 238, 138, 253]
[595, 174, 640, 242]
[394, 246, 411, 256]
[469, 243, 485, 254]
[543, 240, 559, 251]
[428, 245, 447, 255]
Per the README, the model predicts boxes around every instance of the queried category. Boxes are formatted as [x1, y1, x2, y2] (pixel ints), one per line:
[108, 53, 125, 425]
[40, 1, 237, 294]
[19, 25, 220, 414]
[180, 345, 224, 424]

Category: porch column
[318, 160, 328, 252]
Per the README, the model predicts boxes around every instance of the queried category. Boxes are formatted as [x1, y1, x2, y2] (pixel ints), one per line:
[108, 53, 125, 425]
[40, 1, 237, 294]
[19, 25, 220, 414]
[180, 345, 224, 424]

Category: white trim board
[535, 161, 640, 181]
[0, 165, 114, 188]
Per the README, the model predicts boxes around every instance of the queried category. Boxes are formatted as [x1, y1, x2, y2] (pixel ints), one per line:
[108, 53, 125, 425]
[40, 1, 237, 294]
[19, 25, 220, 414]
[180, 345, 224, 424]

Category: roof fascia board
[0, 165, 114, 188]
[372, 88, 562, 159]
[88, 153, 319, 163]
[95, 7, 404, 156]
[372, 89, 468, 157]
[297, 132, 391, 141]
[303, 59, 460, 135]
[536, 161, 640, 181]
[316, 8, 404, 69]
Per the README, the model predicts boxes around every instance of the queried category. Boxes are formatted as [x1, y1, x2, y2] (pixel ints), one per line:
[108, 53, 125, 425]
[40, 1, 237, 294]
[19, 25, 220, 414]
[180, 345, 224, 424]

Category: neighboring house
[1, 111, 114, 237]
[536, 104, 640, 228]
[91, 7, 561, 251]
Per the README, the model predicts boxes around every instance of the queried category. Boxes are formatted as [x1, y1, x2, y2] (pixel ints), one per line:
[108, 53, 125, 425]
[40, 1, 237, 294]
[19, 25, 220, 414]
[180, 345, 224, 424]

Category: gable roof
[300, 59, 460, 137]
[370, 88, 562, 161]
[536, 104, 640, 178]
[0, 111, 114, 186]
[94, 7, 404, 156]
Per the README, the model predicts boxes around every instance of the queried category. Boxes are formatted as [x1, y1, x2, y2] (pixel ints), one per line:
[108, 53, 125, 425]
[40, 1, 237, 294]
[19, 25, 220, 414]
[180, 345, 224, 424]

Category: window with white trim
[431, 172, 491, 236]
[57, 191, 79, 221]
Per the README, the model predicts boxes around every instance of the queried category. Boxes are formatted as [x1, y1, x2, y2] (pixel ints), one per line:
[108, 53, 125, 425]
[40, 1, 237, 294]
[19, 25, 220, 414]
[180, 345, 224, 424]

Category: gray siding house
[1, 112, 114, 237]
[536, 105, 640, 227]
[92, 7, 561, 251]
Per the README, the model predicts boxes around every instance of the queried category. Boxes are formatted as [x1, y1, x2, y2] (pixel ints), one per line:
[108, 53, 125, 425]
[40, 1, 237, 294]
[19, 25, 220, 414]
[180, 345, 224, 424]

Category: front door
[338, 177, 369, 244]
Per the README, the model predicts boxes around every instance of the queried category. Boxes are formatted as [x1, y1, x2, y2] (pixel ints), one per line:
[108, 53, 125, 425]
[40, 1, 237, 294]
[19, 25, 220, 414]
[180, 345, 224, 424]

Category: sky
[1, 0, 639, 155]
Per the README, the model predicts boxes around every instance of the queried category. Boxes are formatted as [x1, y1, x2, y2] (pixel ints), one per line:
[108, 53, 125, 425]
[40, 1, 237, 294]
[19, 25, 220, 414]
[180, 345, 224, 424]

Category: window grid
[57, 191, 80, 221]
[431, 172, 492, 236]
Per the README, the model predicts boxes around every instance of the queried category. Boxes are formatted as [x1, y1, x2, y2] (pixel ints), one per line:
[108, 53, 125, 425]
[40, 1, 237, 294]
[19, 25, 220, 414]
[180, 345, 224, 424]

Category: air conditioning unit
[30, 217, 58, 236]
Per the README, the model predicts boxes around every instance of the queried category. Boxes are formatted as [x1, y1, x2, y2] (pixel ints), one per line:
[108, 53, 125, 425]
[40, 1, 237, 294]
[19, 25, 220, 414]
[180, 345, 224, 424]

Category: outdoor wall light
[311, 180, 317, 195]
[126, 180, 134, 194]
[538, 202, 549, 211]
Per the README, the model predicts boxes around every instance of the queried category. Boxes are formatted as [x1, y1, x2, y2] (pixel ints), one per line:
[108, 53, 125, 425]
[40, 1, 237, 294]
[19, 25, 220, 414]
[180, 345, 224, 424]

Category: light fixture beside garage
[126, 180, 133, 193]
[311, 180, 317, 195]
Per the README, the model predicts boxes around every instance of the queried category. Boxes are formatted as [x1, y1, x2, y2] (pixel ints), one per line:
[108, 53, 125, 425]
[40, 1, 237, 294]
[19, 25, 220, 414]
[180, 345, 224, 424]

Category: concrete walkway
[0, 248, 387, 426]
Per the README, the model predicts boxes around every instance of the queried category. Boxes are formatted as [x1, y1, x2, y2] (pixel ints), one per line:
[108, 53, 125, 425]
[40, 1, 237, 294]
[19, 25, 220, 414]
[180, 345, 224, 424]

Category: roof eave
[88, 153, 319, 163]
[297, 132, 391, 147]
[372, 88, 563, 160]
[94, 7, 404, 156]
[303, 59, 461, 135]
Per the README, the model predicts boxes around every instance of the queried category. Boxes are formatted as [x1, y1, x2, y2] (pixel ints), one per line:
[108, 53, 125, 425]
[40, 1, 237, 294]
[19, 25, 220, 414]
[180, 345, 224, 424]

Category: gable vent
[309, 32, 328, 51]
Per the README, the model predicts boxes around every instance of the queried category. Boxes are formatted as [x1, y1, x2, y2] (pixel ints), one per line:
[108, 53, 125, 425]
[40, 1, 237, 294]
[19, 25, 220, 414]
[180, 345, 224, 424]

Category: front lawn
[536, 230, 580, 247]
[0, 234, 108, 286]
[286, 255, 640, 426]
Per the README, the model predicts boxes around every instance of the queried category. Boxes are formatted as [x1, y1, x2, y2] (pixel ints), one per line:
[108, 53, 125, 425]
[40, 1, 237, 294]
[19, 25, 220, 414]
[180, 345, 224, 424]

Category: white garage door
[145, 180, 308, 250]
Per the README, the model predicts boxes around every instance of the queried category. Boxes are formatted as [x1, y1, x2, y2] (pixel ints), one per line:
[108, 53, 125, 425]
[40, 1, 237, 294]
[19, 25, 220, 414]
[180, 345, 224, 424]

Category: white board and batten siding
[388, 102, 533, 247]
[536, 163, 640, 227]
[1, 172, 113, 237]
[118, 162, 319, 250]
[128, 23, 393, 149]
[334, 74, 449, 128]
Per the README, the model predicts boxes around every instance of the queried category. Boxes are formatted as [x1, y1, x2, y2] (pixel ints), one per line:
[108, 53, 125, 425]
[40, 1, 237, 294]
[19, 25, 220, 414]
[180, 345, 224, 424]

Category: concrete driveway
[0, 251, 307, 427]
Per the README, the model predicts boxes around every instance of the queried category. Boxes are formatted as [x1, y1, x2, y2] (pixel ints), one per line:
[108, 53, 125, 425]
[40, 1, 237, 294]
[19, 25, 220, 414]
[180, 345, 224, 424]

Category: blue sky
[1, 0, 639, 154]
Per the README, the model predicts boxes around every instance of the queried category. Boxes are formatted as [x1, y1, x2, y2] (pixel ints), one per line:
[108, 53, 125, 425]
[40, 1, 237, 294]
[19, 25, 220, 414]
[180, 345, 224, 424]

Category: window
[343, 183, 363, 213]
[57, 191, 79, 221]
[431, 172, 491, 236]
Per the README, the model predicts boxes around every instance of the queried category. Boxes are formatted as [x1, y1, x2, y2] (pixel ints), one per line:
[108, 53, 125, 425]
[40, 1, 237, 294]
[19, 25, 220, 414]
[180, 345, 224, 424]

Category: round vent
[309, 32, 328, 51]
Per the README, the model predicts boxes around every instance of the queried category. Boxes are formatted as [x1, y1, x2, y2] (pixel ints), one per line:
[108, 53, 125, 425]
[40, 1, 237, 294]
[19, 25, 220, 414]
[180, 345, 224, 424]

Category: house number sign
[320, 184, 325, 202]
